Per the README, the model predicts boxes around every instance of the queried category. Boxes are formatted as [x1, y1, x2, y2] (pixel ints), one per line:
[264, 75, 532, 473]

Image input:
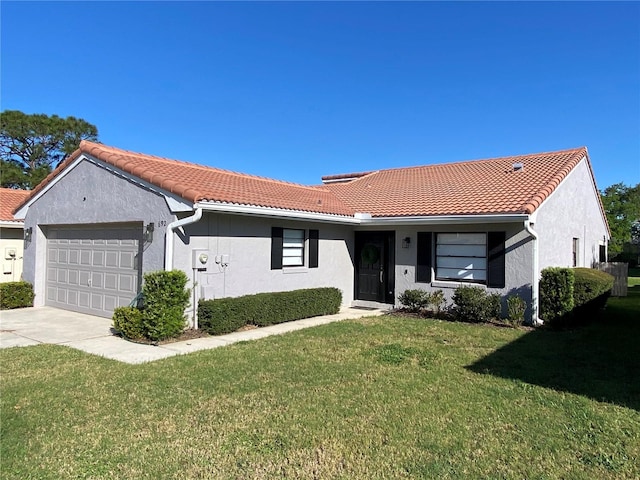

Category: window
[271, 227, 319, 270]
[436, 233, 487, 282]
[572, 238, 579, 267]
[283, 229, 305, 266]
[418, 231, 505, 287]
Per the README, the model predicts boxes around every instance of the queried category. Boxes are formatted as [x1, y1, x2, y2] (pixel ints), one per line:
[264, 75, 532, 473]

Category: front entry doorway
[355, 231, 395, 304]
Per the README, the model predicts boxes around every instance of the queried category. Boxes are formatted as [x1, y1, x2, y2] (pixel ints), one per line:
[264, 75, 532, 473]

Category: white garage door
[46, 225, 141, 318]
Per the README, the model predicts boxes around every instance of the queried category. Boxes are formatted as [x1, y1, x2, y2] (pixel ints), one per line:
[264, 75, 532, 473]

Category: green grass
[2, 283, 639, 479]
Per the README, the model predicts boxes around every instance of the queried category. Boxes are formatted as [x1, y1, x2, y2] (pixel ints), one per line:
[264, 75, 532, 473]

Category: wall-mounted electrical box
[192, 249, 211, 270]
[215, 254, 230, 266]
[4, 248, 17, 260]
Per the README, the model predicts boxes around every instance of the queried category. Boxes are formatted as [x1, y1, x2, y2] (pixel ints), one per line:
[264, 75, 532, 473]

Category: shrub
[572, 268, 614, 322]
[486, 293, 502, 320]
[141, 270, 191, 341]
[452, 286, 501, 323]
[506, 295, 526, 327]
[573, 268, 614, 309]
[398, 289, 430, 312]
[199, 287, 342, 336]
[429, 289, 446, 314]
[112, 306, 145, 340]
[539, 267, 575, 325]
[0, 281, 34, 310]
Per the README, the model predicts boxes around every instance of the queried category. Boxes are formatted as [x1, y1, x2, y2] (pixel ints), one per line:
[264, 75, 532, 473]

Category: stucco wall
[392, 223, 534, 315]
[173, 212, 355, 317]
[0, 227, 24, 283]
[22, 159, 174, 306]
[535, 158, 609, 270]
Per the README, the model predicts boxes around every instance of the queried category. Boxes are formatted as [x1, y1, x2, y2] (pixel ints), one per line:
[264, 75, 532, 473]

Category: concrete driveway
[0, 306, 385, 364]
[0, 306, 183, 363]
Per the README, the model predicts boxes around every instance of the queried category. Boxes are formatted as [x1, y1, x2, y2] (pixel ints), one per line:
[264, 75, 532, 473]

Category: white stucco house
[13, 142, 610, 324]
[0, 188, 30, 283]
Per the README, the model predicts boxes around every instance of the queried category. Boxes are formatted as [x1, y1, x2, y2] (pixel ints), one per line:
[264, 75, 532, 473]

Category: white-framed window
[282, 228, 305, 267]
[436, 232, 487, 283]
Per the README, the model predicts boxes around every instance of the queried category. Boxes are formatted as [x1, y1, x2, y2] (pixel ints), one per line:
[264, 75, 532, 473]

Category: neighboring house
[0, 188, 30, 283]
[14, 142, 610, 324]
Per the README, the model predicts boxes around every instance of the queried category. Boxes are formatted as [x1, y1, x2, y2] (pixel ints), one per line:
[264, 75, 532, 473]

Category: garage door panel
[119, 274, 134, 292]
[120, 252, 135, 268]
[93, 251, 104, 266]
[80, 251, 91, 265]
[57, 269, 68, 284]
[68, 290, 78, 306]
[104, 296, 117, 312]
[91, 294, 102, 309]
[47, 267, 57, 282]
[78, 292, 90, 308]
[57, 289, 67, 303]
[46, 225, 141, 318]
[92, 272, 104, 288]
[69, 250, 80, 264]
[58, 250, 68, 263]
[105, 251, 118, 267]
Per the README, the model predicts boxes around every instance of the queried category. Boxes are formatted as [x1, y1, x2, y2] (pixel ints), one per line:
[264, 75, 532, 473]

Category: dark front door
[355, 231, 395, 303]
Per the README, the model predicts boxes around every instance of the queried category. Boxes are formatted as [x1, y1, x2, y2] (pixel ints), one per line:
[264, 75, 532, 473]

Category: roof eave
[358, 213, 530, 226]
[0, 220, 24, 228]
[196, 203, 530, 226]
[196, 201, 361, 224]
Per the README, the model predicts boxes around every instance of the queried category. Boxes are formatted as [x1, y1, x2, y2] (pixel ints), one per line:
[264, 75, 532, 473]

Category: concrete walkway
[0, 306, 385, 364]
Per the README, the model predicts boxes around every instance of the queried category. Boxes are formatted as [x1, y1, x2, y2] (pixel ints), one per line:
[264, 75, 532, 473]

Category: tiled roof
[16, 142, 597, 220]
[321, 147, 591, 216]
[21, 141, 355, 216]
[0, 188, 29, 222]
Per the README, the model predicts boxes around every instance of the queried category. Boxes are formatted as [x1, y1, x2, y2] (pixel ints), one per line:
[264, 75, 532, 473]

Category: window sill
[432, 280, 487, 290]
[282, 266, 308, 274]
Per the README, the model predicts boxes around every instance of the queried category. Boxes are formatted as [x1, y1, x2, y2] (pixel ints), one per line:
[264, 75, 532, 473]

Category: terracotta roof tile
[0, 188, 29, 222]
[322, 147, 592, 216]
[15, 142, 601, 222]
[18, 141, 355, 216]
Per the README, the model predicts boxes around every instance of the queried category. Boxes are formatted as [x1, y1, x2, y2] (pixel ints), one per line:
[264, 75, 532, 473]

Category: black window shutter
[271, 227, 283, 270]
[416, 232, 432, 283]
[487, 231, 506, 288]
[309, 229, 319, 268]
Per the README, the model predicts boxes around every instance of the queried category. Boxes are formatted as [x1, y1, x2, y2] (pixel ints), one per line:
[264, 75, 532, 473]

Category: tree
[0, 110, 98, 189]
[600, 182, 640, 257]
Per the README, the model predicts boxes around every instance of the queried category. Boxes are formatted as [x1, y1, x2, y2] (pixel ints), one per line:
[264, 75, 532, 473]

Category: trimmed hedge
[540, 267, 575, 324]
[112, 306, 145, 340]
[573, 267, 614, 312]
[199, 287, 342, 336]
[0, 281, 34, 310]
[141, 270, 191, 341]
[540, 267, 613, 327]
[111, 270, 191, 342]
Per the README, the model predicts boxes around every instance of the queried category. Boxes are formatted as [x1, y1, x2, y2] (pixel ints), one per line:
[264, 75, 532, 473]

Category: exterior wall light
[402, 236, 411, 248]
[24, 227, 32, 242]
[144, 223, 155, 243]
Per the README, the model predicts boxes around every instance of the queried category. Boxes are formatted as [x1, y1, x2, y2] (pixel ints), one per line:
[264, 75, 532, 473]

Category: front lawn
[2, 287, 639, 478]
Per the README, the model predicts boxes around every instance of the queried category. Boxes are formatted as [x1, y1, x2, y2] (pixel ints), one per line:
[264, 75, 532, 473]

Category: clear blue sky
[2, 1, 639, 190]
